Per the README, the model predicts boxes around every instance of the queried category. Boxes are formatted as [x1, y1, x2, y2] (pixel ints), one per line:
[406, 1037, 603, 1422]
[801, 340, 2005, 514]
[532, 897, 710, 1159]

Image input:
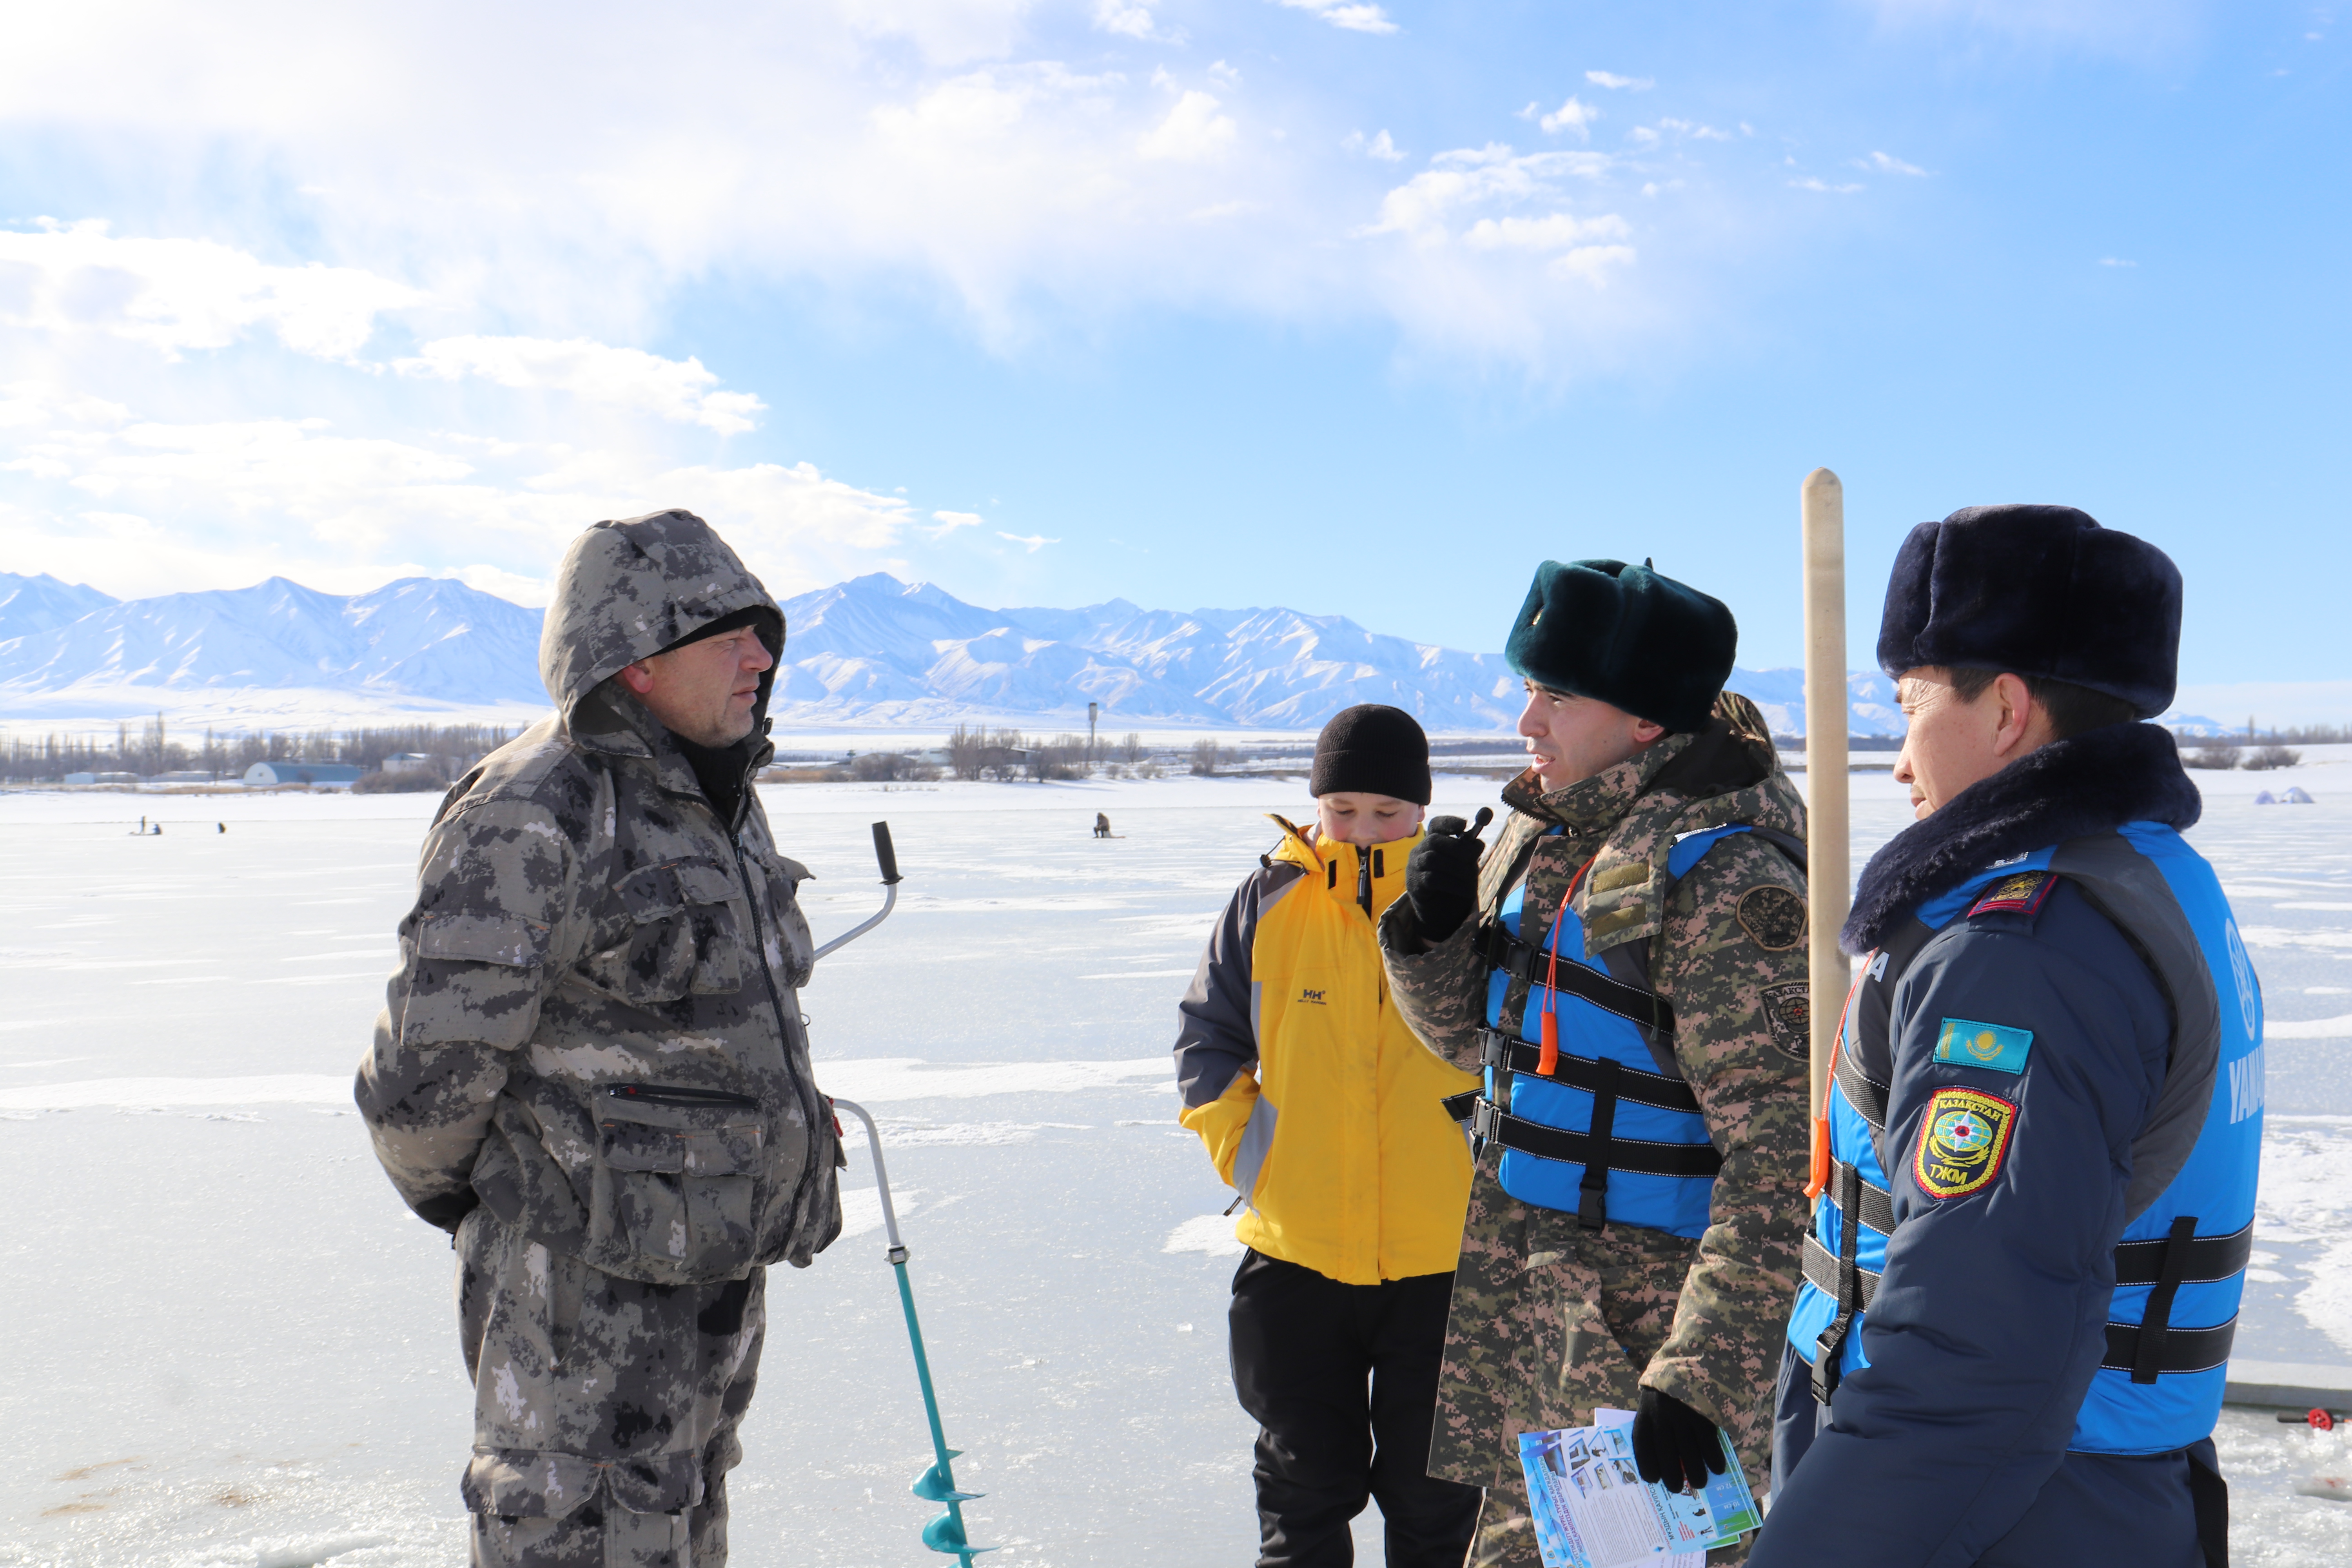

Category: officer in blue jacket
[1755, 505, 2261, 1568]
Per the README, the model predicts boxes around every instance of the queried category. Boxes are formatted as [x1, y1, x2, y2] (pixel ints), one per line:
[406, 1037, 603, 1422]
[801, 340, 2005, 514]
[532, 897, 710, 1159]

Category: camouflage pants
[1437, 1163, 1759, 1568]
[457, 1210, 766, 1567]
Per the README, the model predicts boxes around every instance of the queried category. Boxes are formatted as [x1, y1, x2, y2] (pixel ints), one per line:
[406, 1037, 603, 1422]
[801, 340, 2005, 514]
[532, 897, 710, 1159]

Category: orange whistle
[1537, 1008, 1560, 1076]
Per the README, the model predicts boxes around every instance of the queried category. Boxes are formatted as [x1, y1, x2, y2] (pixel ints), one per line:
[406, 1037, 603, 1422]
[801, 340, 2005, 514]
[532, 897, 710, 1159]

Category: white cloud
[1585, 71, 1654, 91]
[0, 394, 920, 603]
[2099, 256, 2139, 267]
[1093, 1, 1183, 42]
[0, 381, 130, 431]
[1539, 98, 1601, 138]
[0, 219, 421, 363]
[1139, 90, 1238, 161]
[1790, 177, 1866, 194]
[1463, 213, 1633, 250]
[1361, 147, 1615, 247]
[1659, 119, 1732, 142]
[1862, 150, 1930, 175]
[928, 509, 984, 537]
[394, 336, 766, 435]
[1550, 245, 1637, 285]
[996, 530, 1060, 552]
[1343, 129, 1405, 162]
[1273, 0, 1399, 35]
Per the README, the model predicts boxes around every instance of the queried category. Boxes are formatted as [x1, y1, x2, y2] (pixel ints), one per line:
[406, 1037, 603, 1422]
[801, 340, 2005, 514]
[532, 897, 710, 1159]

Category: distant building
[150, 771, 216, 784]
[381, 752, 440, 776]
[63, 771, 139, 785]
[243, 760, 365, 788]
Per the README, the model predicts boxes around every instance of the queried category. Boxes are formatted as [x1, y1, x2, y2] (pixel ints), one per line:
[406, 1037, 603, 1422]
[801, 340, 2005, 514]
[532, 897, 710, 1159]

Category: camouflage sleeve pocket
[399, 913, 550, 1051]
[582, 859, 744, 1002]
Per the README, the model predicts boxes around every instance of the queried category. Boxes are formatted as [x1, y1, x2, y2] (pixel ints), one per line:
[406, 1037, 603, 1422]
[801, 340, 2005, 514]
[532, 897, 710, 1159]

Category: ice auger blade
[912, 1454, 983, 1503]
[920, 1508, 997, 1557]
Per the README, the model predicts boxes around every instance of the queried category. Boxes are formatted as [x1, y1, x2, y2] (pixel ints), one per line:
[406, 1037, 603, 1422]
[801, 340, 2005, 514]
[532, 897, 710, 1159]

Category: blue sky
[1, 1, 2344, 706]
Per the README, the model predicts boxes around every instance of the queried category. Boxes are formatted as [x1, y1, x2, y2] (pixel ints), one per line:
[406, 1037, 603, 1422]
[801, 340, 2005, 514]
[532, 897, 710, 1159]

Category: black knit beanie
[661, 604, 784, 660]
[1310, 705, 1431, 804]
[1504, 559, 1736, 734]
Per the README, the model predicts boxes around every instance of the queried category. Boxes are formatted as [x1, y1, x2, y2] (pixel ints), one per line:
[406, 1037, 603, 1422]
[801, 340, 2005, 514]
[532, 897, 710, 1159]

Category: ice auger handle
[812, 820, 902, 962]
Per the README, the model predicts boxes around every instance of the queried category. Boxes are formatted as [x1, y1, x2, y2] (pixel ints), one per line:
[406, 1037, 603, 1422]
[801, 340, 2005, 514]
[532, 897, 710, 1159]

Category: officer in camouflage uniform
[1379, 560, 1812, 1566]
[356, 508, 843, 1567]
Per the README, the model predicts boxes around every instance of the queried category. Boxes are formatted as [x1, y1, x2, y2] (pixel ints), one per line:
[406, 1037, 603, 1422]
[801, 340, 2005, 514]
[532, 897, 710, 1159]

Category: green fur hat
[1504, 559, 1737, 734]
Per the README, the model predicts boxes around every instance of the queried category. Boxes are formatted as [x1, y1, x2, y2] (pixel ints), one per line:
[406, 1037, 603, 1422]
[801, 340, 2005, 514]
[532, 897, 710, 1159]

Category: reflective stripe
[1230, 1093, 1278, 1210]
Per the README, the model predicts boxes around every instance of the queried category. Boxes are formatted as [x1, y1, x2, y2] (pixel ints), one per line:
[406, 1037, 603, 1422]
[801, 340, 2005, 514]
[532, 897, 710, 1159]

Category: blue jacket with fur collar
[1755, 723, 2259, 1568]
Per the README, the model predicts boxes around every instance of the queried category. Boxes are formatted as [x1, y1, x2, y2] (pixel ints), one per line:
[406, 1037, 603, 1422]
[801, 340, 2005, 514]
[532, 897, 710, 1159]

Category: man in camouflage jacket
[1379, 560, 1811, 1567]
[356, 508, 842, 1568]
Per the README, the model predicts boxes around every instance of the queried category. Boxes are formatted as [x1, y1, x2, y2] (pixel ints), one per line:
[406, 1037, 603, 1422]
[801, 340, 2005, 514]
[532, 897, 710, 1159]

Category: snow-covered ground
[5, 765, 2352, 1566]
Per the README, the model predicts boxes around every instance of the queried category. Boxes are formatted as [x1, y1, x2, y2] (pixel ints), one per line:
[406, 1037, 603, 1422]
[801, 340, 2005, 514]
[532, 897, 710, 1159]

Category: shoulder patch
[1761, 980, 1810, 1060]
[1968, 872, 2056, 920]
[1913, 1086, 2018, 1200]
[1933, 1017, 2034, 1075]
[1735, 885, 1806, 950]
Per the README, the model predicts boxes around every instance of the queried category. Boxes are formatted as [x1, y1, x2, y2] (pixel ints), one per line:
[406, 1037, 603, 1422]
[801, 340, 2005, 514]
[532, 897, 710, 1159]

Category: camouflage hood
[539, 508, 786, 724]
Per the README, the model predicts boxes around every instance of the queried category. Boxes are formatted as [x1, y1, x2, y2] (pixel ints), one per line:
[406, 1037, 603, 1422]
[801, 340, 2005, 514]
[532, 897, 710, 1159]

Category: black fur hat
[1504, 559, 1737, 734]
[1876, 505, 2181, 717]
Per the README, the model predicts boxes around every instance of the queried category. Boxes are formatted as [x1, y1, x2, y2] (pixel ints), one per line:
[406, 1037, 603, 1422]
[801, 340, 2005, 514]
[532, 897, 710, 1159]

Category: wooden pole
[1802, 468, 1851, 1124]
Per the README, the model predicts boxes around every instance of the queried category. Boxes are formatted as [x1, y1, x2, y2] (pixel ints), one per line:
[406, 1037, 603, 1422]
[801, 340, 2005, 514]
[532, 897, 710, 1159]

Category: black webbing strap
[1578, 1059, 1619, 1230]
[1468, 1100, 1725, 1179]
[2100, 1315, 2236, 1377]
[1473, 921, 1677, 1036]
[2113, 1220, 2254, 1287]
[1811, 1161, 1863, 1405]
[2188, 1444, 2230, 1568]
[1826, 1159, 1898, 1235]
[1475, 1029, 1700, 1112]
[1801, 1231, 1882, 1311]
[1442, 1090, 1478, 1123]
[2131, 1213, 2202, 1384]
[1833, 1045, 1890, 1132]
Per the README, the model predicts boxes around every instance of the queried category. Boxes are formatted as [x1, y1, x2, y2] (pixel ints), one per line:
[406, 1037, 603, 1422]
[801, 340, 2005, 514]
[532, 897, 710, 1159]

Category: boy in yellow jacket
[1176, 705, 1483, 1567]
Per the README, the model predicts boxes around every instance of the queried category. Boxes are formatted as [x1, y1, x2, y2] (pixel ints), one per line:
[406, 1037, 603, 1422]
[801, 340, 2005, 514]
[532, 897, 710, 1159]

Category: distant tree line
[0, 718, 515, 784]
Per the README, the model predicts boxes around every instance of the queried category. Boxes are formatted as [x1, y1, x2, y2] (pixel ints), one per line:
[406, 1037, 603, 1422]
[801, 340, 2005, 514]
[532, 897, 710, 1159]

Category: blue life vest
[1474, 825, 1755, 1239]
[1784, 822, 2262, 1456]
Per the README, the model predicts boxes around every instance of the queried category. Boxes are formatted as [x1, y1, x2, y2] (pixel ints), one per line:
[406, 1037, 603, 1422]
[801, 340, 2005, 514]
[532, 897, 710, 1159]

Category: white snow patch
[815, 1057, 1171, 1102]
[2267, 1014, 2352, 1038]
[0, 1073, 349, 1110]
[1078, 968, 1199, 979]
[1163, 1214, 1247, 1257]
[837, 1185, 923, 1238]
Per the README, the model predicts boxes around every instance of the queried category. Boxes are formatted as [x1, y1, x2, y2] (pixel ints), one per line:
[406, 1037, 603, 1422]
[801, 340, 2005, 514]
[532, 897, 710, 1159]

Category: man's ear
[618, 661, 657, 696]
[1991, 671, 2038, 757]
[1632, 717, 1668, 747]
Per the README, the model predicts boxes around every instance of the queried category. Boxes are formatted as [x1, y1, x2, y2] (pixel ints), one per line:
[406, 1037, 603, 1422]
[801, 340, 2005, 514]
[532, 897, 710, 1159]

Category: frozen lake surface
[6, 764, 2352, 1566]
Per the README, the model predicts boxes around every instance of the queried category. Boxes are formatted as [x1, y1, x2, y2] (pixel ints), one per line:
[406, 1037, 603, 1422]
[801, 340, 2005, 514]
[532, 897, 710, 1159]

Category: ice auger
[813, 821, 994, 1564]
[833, 1096, 994, 1565]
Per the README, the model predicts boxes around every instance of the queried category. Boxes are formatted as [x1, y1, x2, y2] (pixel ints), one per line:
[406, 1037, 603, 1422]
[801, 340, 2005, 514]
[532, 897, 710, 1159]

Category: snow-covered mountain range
[0, 567, 1982, 737]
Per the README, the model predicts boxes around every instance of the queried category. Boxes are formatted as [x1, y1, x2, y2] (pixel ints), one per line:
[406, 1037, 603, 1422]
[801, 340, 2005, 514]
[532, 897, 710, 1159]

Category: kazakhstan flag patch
[1934, 1017, 2034, 1075]
[1915, 1086, 2018, 1200]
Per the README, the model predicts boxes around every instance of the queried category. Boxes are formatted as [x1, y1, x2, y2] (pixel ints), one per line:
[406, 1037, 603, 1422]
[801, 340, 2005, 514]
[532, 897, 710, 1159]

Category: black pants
[1229, 1249, 1483, 1568]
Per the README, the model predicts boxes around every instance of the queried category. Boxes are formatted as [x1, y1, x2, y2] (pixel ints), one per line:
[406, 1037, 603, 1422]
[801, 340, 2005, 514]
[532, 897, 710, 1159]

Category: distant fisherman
[1096, 811, 1112, 838]
[1176, 704, 1485, 1566]
[1755, 506, 2261, 1568]
[356, 509, 841, 1567]
[1381, 561, 1813, 1566]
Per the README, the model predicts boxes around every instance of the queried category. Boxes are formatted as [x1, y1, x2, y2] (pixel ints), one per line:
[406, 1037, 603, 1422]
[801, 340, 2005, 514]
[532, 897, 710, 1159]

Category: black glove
[1402, 811, 1487, 944]
[1630, 1385, 1727, 1494]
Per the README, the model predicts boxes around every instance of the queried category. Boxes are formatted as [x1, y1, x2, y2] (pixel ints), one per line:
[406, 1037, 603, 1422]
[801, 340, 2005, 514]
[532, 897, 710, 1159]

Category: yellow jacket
[1174, 815, 1478, 1284]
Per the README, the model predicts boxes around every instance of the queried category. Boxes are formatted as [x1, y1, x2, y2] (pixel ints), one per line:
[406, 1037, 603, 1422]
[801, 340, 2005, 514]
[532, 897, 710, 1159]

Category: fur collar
[1842, 722, 2201, 953]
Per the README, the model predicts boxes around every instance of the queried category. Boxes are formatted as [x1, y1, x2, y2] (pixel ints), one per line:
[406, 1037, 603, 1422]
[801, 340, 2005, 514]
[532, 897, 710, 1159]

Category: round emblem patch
[1735, 885, 1806, 951]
